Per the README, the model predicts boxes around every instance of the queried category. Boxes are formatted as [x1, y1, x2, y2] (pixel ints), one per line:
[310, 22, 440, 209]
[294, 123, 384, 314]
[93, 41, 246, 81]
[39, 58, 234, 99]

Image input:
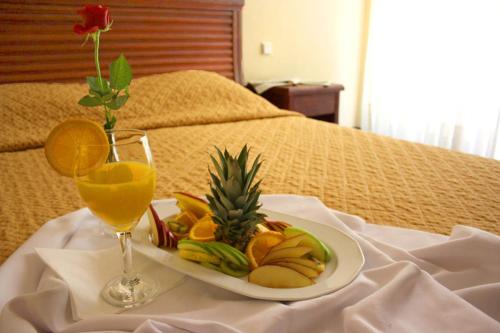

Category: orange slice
[197, 214, 214, 224]
[44, 119, 109, 177]
[188, 219, 217, 242]
[174, 211, 198, 229]
[246, 231, 286, 270]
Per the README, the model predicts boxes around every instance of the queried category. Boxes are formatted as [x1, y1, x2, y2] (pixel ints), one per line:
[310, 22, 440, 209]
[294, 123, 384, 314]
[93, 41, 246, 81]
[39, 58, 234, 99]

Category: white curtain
[361, 0, 500, 159]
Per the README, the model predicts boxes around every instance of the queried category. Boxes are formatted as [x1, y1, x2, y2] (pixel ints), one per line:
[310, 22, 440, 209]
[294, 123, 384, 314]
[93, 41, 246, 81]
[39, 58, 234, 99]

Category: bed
[0, 0, 499, 265]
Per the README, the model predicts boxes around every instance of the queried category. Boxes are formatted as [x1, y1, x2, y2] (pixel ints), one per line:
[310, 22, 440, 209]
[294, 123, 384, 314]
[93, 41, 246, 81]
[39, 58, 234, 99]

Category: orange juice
[77, 161, 156, 231]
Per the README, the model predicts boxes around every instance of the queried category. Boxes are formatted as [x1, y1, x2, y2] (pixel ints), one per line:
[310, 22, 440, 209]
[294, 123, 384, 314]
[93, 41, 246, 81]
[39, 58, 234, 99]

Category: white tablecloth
[0, 195, 499, 333]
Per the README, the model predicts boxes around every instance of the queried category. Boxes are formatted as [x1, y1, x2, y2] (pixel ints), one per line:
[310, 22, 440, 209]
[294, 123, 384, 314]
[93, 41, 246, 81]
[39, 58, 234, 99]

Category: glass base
[98, 221, 118, 238]
[101, 273, 158, 308]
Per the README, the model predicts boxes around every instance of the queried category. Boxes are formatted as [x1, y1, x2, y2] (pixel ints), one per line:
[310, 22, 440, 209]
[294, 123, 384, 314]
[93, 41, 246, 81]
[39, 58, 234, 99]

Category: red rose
[73, 5, 110, 35]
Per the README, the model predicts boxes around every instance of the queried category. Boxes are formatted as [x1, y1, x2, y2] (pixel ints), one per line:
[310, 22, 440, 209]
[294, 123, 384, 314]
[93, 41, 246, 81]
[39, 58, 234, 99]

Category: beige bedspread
[1, 71, 499, 264]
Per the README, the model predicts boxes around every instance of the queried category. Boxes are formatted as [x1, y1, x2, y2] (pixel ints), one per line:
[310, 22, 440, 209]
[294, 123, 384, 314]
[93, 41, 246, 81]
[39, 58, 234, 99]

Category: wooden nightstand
[260, 84, 344, 123]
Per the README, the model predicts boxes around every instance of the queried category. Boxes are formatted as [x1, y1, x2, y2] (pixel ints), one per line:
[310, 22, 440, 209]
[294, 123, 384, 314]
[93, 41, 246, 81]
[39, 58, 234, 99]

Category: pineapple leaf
[215, 187, 235, 210]
[215, 146, 228, 180]
[243, 155, 261, 194]
[229, 158, 243, 185]
[209, 171, 223, 190]
[228, 209, 243, 219]
[256, 212, 266, 220]
[249, 180, 262, 196]
[243, 190, 260, 213]
[237, 145, 248, 174]
[235, 195, 247, 208]
[209, 156, 224, 180]
[211, 215, 225, 226]
[224, 148, 231, 161]
[208, 192, 229, 220]
[225, 177, 241, 201]
[206, 193, 217, 210]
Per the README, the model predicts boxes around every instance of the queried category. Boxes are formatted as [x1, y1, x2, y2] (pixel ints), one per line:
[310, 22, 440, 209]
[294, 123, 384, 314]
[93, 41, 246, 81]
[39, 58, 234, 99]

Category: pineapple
[206, 145, 266, 251]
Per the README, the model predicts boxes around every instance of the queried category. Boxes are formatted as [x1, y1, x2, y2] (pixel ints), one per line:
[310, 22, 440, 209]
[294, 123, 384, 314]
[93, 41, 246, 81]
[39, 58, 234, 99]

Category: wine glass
[74, 129, 157, 308]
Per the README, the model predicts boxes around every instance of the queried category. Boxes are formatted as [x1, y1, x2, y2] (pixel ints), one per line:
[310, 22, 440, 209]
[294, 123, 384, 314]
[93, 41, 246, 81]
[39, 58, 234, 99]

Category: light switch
[261, 41, 273, 55]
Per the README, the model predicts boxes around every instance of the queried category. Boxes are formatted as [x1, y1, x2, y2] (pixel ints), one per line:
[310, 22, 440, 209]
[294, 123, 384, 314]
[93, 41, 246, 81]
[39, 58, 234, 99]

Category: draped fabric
[361, 0, 500, 159]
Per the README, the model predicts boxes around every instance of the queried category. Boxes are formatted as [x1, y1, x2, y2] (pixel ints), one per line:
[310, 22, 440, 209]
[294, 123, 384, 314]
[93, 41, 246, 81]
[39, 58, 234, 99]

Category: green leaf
[109, 54, 132, 90]
[102, 79, 111, 93]
[86, 77, 111, 95]
[106, 94, 128, 110]
[101, 92, 114, 102]
[86, 77, 101, 92]
[78, 95, 102, 107]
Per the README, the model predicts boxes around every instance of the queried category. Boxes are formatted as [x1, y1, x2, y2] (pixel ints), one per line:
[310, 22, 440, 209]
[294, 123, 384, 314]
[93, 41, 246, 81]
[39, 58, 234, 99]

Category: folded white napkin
[35, 246, 185, 320]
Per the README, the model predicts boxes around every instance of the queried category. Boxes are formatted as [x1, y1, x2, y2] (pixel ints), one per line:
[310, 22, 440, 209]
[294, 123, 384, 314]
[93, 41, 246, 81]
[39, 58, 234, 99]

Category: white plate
[133, 200, 364, 301]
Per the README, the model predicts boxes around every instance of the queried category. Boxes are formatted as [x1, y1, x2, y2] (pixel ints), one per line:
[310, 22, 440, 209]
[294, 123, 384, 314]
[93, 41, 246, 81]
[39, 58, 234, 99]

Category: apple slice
[220, 261, 249, 277]
[173, 192, 211, 219]
[260, 246, 312, 265]
[163, 224, 179, 249]
[147, 205, 165, 246]
[178, 239, 211, 254]
[273, 261, 319, 278]
[283, 227, 332, 263]
[270, 257, 325, 273]
[269, 234, 308, 252]
[200, 261, 222, 272]
[249, 265, 314, 288]
[178, 249, 221, 265]
[207, 241, 249, 268]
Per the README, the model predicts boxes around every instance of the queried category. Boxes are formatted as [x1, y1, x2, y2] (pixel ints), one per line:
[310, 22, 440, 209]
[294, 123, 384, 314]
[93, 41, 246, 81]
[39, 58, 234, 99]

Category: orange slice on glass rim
[188, 219, 218, 242]
[44, 119, 109, 177]
[246, 231, 286, 270]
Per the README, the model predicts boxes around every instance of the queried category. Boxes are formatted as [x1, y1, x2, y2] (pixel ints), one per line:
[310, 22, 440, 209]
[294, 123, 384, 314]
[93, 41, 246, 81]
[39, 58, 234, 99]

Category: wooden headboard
[0, 0, 244, 84]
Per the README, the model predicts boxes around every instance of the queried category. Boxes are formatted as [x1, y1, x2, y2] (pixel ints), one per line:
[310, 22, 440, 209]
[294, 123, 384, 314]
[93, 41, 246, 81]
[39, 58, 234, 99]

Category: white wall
[242, 0, 368, 128]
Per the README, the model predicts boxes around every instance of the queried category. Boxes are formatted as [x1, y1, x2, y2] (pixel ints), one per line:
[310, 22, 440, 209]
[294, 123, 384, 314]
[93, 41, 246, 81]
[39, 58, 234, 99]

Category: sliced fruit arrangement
[247, 226, 331, 288]
[149, 193, 334, 287]
[147, 192, 216, 248]
[149, 193, 333, 288]
[178, 239, 250, 277]
[245, 231, 285, 270]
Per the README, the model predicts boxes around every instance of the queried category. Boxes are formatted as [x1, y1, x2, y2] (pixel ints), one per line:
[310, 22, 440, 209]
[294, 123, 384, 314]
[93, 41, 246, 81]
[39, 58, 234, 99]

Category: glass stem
[106, 131, 119, 162]
[117, 231, 137, 285]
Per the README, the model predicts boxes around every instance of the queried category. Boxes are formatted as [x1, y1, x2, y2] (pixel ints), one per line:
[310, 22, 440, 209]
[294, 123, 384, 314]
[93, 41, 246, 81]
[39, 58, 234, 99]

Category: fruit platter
[133, 147, 364, 301]
[133, 198, 364, 301]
